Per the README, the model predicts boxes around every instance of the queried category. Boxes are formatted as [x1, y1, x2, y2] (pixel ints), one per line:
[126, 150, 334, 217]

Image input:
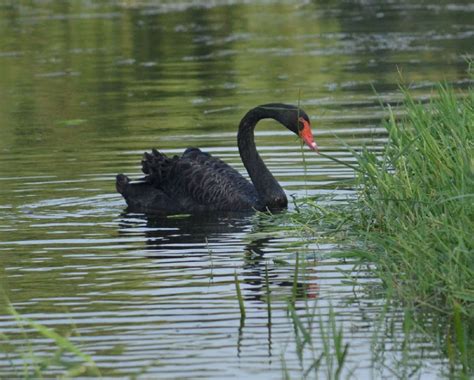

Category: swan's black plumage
[116, 103, 317, 214]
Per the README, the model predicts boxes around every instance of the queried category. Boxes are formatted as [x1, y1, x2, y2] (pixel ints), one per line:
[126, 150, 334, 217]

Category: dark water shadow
[117, 210, 255, 249]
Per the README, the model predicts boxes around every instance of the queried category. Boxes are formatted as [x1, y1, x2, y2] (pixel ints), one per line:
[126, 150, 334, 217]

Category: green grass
[353, 83, 473, 314]
[1, 298, 101, 379]
[274, 81, 473, 377]
[350, 82, 473, 375]
[234, 271, 246, 320]
[281, 254, 352, 379]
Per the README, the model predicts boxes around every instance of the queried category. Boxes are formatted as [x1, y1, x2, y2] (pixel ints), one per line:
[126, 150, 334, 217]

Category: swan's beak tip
[307, 141, 319, 153]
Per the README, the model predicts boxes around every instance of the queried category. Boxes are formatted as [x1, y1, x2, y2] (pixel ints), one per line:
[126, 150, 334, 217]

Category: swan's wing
[142, 148, 258, 210]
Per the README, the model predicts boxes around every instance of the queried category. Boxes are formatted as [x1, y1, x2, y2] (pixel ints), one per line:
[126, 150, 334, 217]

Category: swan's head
[259, 104, 319, 153]
[246, 104, 319, 153]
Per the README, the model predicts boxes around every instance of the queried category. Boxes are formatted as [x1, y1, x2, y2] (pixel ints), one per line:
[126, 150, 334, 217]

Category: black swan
[116, 103, 318, 213]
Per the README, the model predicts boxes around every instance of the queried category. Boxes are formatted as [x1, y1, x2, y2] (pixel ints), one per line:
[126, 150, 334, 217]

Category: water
[0, 1, 472, 378]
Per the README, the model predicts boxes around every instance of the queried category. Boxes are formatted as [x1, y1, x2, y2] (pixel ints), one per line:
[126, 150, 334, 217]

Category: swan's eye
[297, 116, 308, 132]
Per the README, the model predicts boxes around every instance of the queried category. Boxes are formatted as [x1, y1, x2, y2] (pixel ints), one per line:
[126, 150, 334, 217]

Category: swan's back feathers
[141, 147, 259, 211]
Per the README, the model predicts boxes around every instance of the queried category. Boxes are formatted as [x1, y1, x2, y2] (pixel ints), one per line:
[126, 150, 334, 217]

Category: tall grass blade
[265, 264, 272, 326]
[8, 303, 101, 377]
[234, 271, 246, 320]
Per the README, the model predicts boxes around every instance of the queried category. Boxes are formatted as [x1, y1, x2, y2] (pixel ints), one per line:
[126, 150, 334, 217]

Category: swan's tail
[116, 174, 130, 195]
[116, 172, 180, 213]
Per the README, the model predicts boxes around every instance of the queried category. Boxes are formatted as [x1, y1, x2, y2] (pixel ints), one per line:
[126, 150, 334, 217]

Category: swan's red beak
[298, 118, 319, 153]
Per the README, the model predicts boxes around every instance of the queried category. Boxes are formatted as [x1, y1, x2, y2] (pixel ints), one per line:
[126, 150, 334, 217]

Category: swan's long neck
[238, 107, 287, 209]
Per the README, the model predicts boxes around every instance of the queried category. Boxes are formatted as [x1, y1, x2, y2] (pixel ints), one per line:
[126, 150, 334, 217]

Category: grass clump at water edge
[270, 82, 473, 377]
[350, 83, 473, 375]
[353, 83, 473, 315]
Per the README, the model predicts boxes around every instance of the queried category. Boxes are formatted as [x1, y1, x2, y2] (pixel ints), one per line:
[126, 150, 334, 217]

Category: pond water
[0, 1, 472, 378]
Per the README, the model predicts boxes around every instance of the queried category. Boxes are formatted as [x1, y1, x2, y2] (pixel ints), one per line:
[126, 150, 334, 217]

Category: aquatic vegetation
[284, 303, 351, 380]
[234, 271, 246, 320]
[354, 83, 473, 309]
[0, 298, 100, 378]
[270, 81, 473, 378]
[279, 251, 353, 379]
[352, 82, 474, 376]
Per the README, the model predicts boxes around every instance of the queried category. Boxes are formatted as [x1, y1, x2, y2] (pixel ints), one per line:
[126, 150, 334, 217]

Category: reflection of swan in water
[118, 211, 255, 254]
[117, 212, 318, 301]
